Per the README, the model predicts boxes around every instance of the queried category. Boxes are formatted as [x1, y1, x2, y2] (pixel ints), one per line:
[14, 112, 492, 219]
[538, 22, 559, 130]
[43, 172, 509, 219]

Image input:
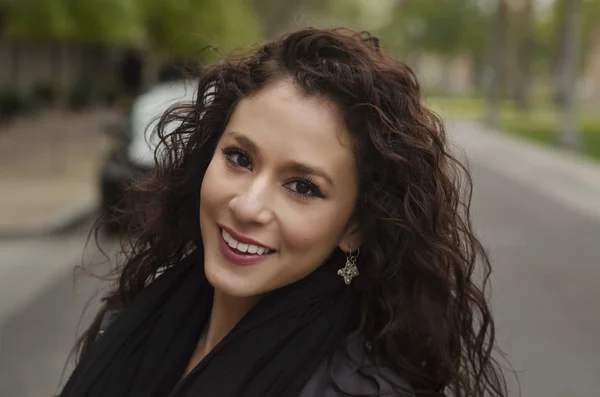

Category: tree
[378, 0, 488, 92]
[550, 0, 599, 106]
[556, 0, 582, 149]
[254, 0, 308, 39]
[66, 0, 144, 100]
[5, 0, 143, 96]
[6, 0, 72, 41]
[513, 0, 534, 111]
[66, 0, 143, 47]
[5, 0, 73, 89]
[382, 0, 481, 56]
[580, 0, 600, 69]
[132, 0, 261, 87]
[141, 0, 261, 60]
[484, 0, 509, 127]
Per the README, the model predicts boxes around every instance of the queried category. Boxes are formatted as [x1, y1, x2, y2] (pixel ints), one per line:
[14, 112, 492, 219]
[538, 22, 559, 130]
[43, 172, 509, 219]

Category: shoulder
[299, 338, 415, 397]
[96, 309, 121, 341]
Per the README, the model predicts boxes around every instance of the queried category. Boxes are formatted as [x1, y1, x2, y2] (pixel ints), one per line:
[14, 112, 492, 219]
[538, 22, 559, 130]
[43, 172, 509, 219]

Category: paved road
[471, 164, 600, 396]
[0, 224, 118, 397]
[0, 123, 599, 396]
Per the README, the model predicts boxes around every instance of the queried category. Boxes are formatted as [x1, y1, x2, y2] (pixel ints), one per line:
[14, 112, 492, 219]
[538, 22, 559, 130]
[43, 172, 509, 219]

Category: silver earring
[338, 248, 359, 285]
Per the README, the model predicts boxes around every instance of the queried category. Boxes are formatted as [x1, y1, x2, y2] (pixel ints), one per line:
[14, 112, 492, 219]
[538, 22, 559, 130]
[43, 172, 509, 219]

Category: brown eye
[221, 148, 253, 171]
[294, 181, 312, 195]
[284, 177, 324, 199]
[235, 153, 251, 168]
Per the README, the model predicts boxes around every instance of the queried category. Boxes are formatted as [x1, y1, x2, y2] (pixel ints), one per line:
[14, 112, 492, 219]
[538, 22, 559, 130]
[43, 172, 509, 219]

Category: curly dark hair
[79, 27, 507, 396]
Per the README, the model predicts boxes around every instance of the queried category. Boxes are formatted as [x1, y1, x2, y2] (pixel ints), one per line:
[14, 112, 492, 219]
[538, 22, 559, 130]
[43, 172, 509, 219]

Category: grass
[426, 96, 600, 161]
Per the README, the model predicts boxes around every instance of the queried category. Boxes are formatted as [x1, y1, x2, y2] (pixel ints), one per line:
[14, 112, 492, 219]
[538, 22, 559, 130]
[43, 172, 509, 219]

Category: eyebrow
[229, 132, 258, 154]
[226, 131, 335, 187]
[287, 162, 335, 188]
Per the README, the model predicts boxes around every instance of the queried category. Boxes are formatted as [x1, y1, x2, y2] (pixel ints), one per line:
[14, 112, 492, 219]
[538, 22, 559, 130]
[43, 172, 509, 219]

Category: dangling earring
[338, 248, 359, 285]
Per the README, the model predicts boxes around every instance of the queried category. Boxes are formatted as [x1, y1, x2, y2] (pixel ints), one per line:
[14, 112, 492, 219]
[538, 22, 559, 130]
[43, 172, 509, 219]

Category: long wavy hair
[79, 27, 507, 396]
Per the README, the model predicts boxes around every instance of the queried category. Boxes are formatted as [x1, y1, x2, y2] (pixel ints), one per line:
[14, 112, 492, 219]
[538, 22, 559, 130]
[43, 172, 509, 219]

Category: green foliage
[141, 0, 261, 58]
[5, 0, 261, 54]
[6, 0, 72, 40]
[255, 0, 310, 38]
[66, 0, 144, 46]
[217, 0, 262, 54]
[6, 0, 143, 45]
[306, 0, 363, 27]
[502, 114, 600, 160]
[581, 0, 600, 61]
[533, 9, 555, 64]
[383, 0, 488, 58]
[428, 95, 600, 161]
[537, 0, 600, 70]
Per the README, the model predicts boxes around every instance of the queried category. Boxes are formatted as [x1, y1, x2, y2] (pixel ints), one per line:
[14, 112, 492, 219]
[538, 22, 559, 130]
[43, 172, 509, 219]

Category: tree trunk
[552, 0, 568, 106]
[440, 57, 453, 95]
[513, 0, 534, 111]
[484, 0, 509, 127]
[557, 0, 582, 149]
[9, 41, 20, 90]
[51, 41, 67, 106]
[142, 51, 161, 91]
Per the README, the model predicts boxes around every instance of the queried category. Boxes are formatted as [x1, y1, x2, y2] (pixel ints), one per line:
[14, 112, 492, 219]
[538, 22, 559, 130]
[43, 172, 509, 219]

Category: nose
[228, 177, 273, 225]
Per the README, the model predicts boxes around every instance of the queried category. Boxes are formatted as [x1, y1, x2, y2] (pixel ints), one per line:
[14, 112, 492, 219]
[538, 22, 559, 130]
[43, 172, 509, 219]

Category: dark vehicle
[99, 80, 197, 234]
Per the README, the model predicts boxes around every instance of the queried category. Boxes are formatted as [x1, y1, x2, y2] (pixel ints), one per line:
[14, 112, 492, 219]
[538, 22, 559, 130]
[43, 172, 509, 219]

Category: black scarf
[60, 253, 351, 397]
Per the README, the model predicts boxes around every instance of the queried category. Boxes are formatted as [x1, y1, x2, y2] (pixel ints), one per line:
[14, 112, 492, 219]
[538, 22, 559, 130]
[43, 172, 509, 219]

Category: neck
[198, 290, 260, 356]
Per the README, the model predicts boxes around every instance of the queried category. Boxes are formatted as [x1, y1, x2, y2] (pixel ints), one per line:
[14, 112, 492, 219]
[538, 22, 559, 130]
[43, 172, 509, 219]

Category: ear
[337, 223, 361, 254]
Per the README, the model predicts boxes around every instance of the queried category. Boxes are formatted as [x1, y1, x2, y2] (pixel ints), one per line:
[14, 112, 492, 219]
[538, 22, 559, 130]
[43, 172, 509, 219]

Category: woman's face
[199, 80, 359, 298]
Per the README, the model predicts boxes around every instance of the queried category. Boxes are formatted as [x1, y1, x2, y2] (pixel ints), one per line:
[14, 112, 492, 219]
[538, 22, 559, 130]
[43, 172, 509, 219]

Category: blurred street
[1, 0, 599, 395]
[468, 156, 600, 397]
[0, 120, 599, 397]
[0, 109, 118, 237]
[0, 222, 118, 397]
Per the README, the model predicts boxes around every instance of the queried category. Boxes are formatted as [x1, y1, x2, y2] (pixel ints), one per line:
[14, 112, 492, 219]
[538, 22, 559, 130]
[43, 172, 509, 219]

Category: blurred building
[0, 40, 130, 98]
[412, 54, 474, 96]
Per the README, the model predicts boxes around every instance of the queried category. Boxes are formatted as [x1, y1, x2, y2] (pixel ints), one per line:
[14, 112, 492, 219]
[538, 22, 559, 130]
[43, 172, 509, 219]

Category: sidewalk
[445, 117, 600, 221]
[0, 108, 121, 238]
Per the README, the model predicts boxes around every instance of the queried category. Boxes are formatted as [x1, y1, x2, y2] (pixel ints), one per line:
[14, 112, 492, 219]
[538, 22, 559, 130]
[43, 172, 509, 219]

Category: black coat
[299, 337, 414, 396]
[96, 310, 415, 397]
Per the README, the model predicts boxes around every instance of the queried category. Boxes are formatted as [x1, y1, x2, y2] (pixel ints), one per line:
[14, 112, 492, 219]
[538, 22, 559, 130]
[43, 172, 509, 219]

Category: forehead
[224, 81, 355, 171]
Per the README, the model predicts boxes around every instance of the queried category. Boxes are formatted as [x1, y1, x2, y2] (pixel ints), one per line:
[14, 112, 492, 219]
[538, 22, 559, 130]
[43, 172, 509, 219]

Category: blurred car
[99, 79, 198, 234]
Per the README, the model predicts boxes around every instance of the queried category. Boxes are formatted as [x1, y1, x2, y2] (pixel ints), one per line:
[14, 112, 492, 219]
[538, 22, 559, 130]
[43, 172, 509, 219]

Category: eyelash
[221, 147, 251, 170]
[220, 147, 325, 200]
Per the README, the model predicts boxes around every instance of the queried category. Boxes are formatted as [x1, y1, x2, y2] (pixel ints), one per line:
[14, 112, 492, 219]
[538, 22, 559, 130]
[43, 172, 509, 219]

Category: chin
[204, 259, 264, 298]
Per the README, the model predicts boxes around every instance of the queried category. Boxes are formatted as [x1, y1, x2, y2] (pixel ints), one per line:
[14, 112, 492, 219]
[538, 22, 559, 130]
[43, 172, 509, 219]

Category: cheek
[200, 157, 224, 214]
[279, 203, 349, 251]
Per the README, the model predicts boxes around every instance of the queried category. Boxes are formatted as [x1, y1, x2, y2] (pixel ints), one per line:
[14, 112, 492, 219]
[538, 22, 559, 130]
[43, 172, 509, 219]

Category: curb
[448, 118, 600, 221]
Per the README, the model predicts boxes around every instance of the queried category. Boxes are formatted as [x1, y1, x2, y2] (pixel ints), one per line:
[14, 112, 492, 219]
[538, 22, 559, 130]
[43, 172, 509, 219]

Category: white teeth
[222, 230, 238, 249]
[221, 229, 271, 255]
[227, 239, 238, 250]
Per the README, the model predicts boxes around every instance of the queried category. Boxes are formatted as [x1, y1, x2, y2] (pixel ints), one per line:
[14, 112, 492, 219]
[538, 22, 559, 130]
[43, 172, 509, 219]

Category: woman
[61, 28, 507, 397]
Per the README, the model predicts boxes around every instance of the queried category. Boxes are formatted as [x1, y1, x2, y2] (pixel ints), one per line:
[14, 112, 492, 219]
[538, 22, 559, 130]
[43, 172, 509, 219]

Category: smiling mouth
[220, 228, 274, 256]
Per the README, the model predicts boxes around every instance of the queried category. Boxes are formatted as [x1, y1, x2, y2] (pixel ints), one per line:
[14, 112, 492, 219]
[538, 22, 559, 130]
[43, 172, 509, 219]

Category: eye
[285, 177, 325, 199]
[221, 148, 252, 170]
